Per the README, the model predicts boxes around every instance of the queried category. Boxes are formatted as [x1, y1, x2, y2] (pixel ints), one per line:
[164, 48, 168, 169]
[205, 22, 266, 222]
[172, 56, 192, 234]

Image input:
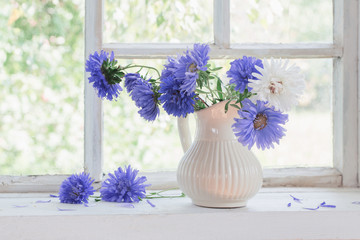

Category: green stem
[145, 188, 186, 199]
[125, 64, 161, 79]
[145, 193, 186, 199]
[196, 95, 210, 107]
[90, 195, 101, 199]
[205, 76, 216, 102]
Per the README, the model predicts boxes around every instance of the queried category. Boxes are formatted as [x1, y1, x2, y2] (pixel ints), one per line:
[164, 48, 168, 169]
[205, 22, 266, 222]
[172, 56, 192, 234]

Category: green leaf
[230, 104, 241, 110]
[209, 66, 223, 71]
[216, 78, 223, 100]
[195, 89, 210, 94]
[224, 100, 232, 113]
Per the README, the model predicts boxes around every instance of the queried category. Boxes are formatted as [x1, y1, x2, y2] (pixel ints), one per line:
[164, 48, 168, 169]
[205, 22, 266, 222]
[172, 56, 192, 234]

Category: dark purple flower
[124, 73, 143, 93]
[227, 56, 263, 93]
[174, 43, 210, 95]
[161, 56, 178, 80]
[100, 165, 151, 203]
[130, 80, 160, 121]
[85, 50, 123, 101]
[232, 99, 288, 150]
[159, 75, 195, 118]
[59, 172, 95, 204]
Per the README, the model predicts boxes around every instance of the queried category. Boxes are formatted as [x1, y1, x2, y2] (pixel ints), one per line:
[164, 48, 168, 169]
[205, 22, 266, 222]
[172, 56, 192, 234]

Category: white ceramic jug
[177, 101, 263, 208]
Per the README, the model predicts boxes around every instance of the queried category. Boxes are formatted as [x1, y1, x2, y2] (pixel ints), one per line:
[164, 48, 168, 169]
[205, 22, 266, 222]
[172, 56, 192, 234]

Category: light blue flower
[232, 99, 288, 150]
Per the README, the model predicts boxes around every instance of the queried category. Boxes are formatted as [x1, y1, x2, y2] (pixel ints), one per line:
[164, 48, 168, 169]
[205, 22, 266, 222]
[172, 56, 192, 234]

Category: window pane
[104, 59, 183, 172]
[0, 1, 84, 175]
[104, 0, 213, 43]
[231, 0, 333, 43]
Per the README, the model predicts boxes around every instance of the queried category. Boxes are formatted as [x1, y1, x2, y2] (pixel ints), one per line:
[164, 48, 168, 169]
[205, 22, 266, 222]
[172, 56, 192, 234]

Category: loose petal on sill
[287, 203, 291, 207]
[303, 206, 320, 211]
[35, 200, 51, 203]
[319, 201, 336, 208]
[57, 207, 76, 211]
[50, 194, 58, 198]
[117, 203, 135, 208]
[147, 199, 156, 208]
[290, 194, 302, 203]
[352, 201, 360, 205]
[83, 203, 96, 207]
[12, 205, 28, 208]
[320, 204, 336, 208]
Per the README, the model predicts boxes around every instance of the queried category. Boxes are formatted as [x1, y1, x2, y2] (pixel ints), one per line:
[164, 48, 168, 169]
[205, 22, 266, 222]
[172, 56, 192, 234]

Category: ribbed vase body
[177, 101, 263, 208]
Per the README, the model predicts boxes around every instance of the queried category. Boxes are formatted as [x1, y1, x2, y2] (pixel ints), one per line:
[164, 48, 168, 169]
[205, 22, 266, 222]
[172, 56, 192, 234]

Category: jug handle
[177, 116, 192, 153]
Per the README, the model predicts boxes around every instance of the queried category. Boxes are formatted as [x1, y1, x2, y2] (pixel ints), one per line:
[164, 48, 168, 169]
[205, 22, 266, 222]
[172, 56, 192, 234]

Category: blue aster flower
[100, 165, 151, 203]
[232, 99, 288, 150]
[59, 172, 95, 204]
[227, 56, 263, 93]
[124, 73, 143, 93]
[159, 75, 195, 118]
[161, 56, 178, 80]
[86, 50, 123, 101]
[130, 80, 160, 121]
[174, 43, 210, 95]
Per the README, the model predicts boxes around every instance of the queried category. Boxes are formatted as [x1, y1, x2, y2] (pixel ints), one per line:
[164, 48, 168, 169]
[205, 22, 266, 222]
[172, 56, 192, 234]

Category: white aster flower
[248, 58, 305, 112]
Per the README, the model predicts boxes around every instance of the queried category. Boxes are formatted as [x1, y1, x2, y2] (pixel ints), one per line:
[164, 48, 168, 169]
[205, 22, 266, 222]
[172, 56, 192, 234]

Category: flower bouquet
[86, 43, 306, 208]
[86, 43, 305, 150]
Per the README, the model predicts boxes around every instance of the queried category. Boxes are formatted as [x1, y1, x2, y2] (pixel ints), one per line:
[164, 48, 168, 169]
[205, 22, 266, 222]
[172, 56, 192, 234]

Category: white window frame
[0, 0, 358, 192]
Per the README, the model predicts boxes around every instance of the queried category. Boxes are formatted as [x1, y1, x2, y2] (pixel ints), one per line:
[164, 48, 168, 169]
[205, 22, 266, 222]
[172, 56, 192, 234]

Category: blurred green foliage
[0, 0, 84, 174]
[104, 0, 213, 43]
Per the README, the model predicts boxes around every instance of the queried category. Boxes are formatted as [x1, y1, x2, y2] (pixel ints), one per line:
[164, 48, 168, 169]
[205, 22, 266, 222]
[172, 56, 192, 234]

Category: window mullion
[103, 43, 340, 59]
[84, 0, 104, 181]
[214, 0, 230, 48]
[333, 0, 358, 187]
